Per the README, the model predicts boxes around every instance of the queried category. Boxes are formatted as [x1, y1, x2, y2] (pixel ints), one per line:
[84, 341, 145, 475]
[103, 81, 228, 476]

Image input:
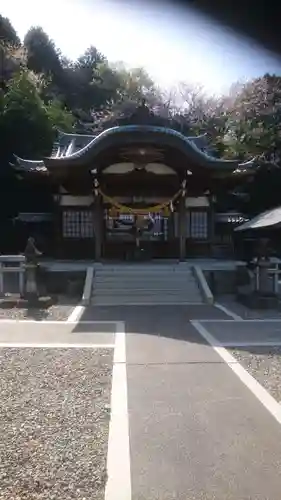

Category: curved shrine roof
[11, 123, 256, 176]
[43, 125, 238, 170]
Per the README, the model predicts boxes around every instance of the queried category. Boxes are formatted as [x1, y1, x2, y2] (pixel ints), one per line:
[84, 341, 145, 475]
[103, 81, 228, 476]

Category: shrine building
[11, 102, 253, 261]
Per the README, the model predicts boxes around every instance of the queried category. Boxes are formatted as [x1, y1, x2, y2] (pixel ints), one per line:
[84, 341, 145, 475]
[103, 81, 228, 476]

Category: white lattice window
[63, 210, 94, 238]
[190, 211, 208, 239]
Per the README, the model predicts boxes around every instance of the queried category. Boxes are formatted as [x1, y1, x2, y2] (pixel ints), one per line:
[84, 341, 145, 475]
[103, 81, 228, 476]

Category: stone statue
[24, 237, 42, 264]
[24, 237, 42, 300]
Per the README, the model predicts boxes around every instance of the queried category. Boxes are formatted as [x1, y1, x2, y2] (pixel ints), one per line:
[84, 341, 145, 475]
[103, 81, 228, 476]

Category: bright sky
[2, 0, 281, 95]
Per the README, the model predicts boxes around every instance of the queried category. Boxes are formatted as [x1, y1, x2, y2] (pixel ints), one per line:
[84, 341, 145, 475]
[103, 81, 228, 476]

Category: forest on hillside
[1, 14, 281, 215]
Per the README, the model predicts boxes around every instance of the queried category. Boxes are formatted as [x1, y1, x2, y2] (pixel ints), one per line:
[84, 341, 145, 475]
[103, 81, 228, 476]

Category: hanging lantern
[181, 179, 187, 197]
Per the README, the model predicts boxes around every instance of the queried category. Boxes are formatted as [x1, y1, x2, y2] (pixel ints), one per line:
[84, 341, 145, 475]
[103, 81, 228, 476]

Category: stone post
[0, 262, 3, 296]
[255, 259, 273, 295]
[19, 261, 25, 297]
[25, 263, 39, 302]
[24, 237, 41, 303]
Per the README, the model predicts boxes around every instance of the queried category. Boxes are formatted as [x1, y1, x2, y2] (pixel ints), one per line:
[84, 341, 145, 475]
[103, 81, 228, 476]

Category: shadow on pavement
[71, 305, 281, 359]
[72, 305, 228, 345]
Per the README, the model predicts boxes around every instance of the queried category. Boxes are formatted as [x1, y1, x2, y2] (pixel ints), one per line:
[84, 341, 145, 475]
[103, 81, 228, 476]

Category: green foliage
[115, 66, 160, 104]
[76, 46, 105, 70]
[223, 75, 281, 159]
[24, 26, 62, 77]
[46, 99, 74, 132]
[0, 15, 20, 45]
[2, 71, 54, 159]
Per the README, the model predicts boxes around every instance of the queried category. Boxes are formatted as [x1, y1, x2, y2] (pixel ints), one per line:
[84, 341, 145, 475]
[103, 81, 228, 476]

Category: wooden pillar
[208, 194, 215, 257]
[179, 196, 186, 261]
[93, 194, 103, 261]
[53, 192, 62, 259]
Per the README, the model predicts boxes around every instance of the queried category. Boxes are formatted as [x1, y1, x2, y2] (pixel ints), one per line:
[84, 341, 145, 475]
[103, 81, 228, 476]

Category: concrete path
[83, 305, 281, 500]
[3, 307, 281, 499]
[0, 320, 115, 346]
[197, 319, 281, 345]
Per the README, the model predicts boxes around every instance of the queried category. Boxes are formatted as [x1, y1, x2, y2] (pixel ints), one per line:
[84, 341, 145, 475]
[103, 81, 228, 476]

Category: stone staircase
[91, 263, 204, 305]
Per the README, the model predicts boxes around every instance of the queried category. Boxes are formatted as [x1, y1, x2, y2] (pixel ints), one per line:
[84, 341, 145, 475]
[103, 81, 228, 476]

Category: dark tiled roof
[11, 156, 48, 173]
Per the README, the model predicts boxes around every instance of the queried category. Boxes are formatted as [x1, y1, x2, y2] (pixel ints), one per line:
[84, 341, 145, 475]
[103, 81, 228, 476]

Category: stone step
[93, 288, 201, 296]
[91, 297, 203, 305]
[95, 269, 193, 275]
[95, 265, 192, 271]
[95, 274, 194, 281]
[95, 265, 189, 269]
[95, 287, 195, 292]
[95, 267, 192, 274]
[91, 263, 204, 305]
[94, 278, 194, 285]
[94, 284, 194, 290]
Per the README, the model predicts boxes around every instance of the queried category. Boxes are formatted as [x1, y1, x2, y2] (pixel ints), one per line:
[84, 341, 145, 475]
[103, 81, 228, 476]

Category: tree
[114, 64, 160, 105]
[2, 71, 54, 161]
[62, 46, 116, 111]
[0, 15, 20, 45]
[76, 46, 105, 72]
[0, 43, 27, 90]
[24, 27, 63, 83]
[223, 75, 281, 160]
[239, 162, 281, 215]
[46, 99, 75, 132]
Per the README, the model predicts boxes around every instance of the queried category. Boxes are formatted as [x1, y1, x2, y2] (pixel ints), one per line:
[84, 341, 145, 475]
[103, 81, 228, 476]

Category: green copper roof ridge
[46, 125, 237, 166]
[57, 128, 209, 143]
[13, 154, 45, 166]
[186, 132, 208, 141]
[238, 156, 257, 167]
[57, 129, 97, 139]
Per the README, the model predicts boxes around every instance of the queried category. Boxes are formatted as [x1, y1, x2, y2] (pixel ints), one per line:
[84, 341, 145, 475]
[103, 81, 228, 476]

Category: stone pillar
[25, 263, 39, 301]
[93, 194, 103, 261]
[255, 259, 273, 295]
[179, 196, 186, 261]
[0, 263, 3, 296]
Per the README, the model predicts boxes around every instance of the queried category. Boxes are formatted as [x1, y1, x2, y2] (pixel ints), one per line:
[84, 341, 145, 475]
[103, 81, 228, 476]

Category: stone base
[0, 295, 56, 309]
[237, 291, 279, 310]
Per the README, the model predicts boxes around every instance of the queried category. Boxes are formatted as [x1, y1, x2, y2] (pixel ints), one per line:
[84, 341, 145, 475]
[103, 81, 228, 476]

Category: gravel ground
[0, 297, 77, 321]
[231, 347, 281, 403]
[0, 348, 113, 500]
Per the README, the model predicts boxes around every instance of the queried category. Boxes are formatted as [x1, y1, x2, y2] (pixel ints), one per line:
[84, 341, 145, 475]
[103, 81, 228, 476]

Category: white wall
[59, 195, 93, 206]
[185, 196, 209, 207]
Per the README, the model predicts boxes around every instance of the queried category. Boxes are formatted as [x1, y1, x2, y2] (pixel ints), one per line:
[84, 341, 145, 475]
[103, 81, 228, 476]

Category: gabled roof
[11, 157, 47, 173]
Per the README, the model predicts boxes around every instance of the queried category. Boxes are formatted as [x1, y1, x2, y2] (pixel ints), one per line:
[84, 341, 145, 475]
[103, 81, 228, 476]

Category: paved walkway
[83, 305, 281, 500]
[0, 321, 115, 346]
[2, 306, 281, 499]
